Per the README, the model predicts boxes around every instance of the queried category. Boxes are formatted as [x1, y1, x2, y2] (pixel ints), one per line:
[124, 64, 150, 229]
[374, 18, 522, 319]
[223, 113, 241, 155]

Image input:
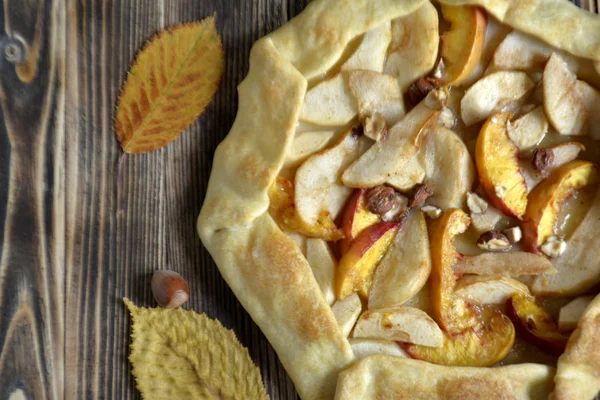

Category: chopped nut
[363, 112, 388, 141]
[466, 192, 488, 214]
[494, 185, 507, 200]
[422, 205, 442, 219]
[541, 236, 567, 258]
[365, 186, 397, 215]
[410, 184, 433, 207]
[424, 88, 448, 110]
[502, 226, 523, 243]
[407, 78, 436, 108]
[438, 107, 456, 129]
[531, 148, 554, 174]
[432, 58, 445, 79]
[477, 230, 511, 251]
[382, 193, 409, 222]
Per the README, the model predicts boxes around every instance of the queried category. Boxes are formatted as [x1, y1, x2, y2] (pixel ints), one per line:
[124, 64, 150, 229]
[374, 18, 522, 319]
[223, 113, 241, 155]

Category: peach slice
[368, 208, 431, 309]
[454, 251, 556, 277]
[384, 2, 439, 91]
[531, 187, 600, 296]
[353, 306, 443, 347]
[521, 160, 599, 254]
[338, 188, 381, 255]
[507, 293, 568, 356]
[428, 208, 479, 333]
[437, 5, 487, 86]
[404, 312, 515, 367]
[295, 128, 371, 229]
[336, 221, 400, 300]
[475, 112, 528, 219]
[544, 53, 600, 139]
[460, 71, 534, 126]
[268, 176, 343, 241]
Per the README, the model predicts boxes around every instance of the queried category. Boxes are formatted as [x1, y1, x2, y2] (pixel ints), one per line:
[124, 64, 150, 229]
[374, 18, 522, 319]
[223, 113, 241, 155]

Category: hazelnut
[477, 230, 511, 251]
[421, 205, 442, 219]
[151, 270, 190, 308]
[531, 148, 554, 174]
[365, 186, 397, 215]
[410, 184, 433, 207]
[382, 193, 409, 222]
[540, 236, 567, 258]
[363, 112, 388, 141]
[494, 185, 507, 200]
[502, 226, 523, 244]
[407, 78, 436, 108]
[438, 107, 456, 129]
[466, 192, 488, 214]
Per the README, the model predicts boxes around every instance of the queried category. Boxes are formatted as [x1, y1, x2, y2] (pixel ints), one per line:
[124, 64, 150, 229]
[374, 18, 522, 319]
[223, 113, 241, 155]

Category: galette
[198, 0, 600, 398]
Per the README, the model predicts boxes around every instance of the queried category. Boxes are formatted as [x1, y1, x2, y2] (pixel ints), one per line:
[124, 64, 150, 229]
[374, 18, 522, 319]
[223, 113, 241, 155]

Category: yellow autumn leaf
[124, 299, 269, 400]
[115, 17, 224, 154]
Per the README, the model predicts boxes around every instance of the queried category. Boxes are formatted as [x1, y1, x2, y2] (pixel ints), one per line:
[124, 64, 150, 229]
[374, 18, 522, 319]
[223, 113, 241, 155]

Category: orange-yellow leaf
[115, 17, 224, 154]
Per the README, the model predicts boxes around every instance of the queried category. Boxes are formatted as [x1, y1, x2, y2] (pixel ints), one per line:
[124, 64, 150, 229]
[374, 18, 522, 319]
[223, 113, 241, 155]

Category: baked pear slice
[368, 208, 431, 309]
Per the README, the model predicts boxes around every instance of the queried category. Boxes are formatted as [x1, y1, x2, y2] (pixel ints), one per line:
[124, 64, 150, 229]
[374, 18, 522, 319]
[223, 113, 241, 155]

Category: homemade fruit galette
[198, 0, 600, 398]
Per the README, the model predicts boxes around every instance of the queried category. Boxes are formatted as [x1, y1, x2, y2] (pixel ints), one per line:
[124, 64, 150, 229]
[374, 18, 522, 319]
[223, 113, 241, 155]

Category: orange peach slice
[437, 5, 487, 86]
[404, 312, 515, 367]
[522, 160, 599, 254]
[475, 112, 528, 219]
[428, 208, 478, 333]
[336, 221, 399, 300]
[507, 293, 568, 356]
[338, 189, 381, 255]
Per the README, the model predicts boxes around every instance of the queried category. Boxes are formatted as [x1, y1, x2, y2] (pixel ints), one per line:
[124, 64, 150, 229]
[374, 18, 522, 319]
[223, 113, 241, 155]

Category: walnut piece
[438, 107, 456, 129]
[407, 78, 436, 108]
[363, 112, 388, 141]
[466, 192, 488, 214]
[477, 230, 511, 251]
[366, 186, 397, 215]
[531, 148, 554, 174]
[382, 193, 409, 222]
[421, 205, 442, 219]
[502, 226, 523, 244]
[410, 184, 433, 207]
[541, 236, 567, 258]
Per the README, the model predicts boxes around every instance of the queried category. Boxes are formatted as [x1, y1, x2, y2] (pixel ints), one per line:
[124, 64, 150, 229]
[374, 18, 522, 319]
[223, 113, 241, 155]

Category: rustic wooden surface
[0, 0, 597, 399]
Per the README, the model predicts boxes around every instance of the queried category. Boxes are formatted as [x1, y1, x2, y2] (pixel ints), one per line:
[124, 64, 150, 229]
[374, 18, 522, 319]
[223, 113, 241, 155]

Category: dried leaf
[115, 17, 224, 153]
[124, 299, 268, 400]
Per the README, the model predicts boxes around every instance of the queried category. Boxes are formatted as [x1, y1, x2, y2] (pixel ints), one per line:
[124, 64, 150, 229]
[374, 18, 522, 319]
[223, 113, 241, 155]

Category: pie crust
[197, 0, 600, 398]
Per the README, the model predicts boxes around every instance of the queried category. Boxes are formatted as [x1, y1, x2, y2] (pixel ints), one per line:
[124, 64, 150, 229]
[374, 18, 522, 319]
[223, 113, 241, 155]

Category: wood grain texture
[0, 0, 595, 399]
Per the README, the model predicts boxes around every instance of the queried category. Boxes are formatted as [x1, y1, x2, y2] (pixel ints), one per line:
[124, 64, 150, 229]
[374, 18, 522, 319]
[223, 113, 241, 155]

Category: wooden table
[0, 0, 597, 399]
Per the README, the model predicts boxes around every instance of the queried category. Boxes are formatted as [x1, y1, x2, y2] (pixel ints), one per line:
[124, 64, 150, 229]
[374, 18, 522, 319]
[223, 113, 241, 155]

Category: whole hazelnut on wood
[151, 270, 190, 308]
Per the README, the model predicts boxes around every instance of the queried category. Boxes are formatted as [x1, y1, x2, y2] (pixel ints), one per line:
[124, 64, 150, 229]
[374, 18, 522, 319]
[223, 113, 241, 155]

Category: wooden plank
[0, 0, 595, 399]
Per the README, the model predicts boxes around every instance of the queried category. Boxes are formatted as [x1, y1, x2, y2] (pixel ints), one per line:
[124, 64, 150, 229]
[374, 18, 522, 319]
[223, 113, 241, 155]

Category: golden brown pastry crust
[198, 1, 600, 398]
[554, 293, 600, 400]
[335, 356, 555, 400]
